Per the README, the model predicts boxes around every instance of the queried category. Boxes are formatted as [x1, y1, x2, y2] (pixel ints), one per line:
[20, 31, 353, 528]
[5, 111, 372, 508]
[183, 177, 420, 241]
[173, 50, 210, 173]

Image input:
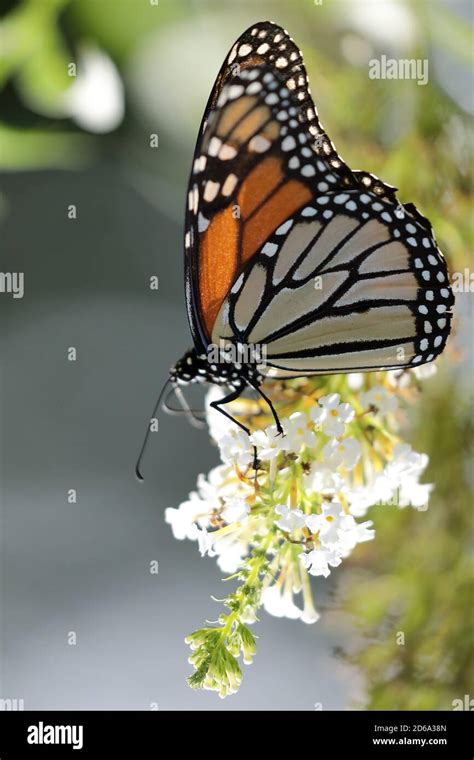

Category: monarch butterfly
[136, 20, 454, 478]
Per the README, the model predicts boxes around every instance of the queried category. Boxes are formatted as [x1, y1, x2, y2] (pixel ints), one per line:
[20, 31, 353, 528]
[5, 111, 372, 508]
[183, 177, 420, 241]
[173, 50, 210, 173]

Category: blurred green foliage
[1, 0, 472, 709]
[339, 372, 473, 709]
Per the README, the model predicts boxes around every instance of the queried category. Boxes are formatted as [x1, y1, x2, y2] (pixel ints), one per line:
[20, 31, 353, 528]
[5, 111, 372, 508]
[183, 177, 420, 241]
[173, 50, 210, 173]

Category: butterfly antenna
[173, 385, 207, 430]
[135, 378, 172, 482]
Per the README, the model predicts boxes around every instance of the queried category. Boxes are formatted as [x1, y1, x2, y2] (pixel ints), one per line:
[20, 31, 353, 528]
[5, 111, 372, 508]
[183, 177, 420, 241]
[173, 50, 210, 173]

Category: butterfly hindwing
[211, 190, 454, 374]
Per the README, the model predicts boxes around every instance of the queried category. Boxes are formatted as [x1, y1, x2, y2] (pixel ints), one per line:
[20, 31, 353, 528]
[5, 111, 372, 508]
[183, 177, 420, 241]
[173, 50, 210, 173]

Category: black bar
[0, 710, 471, 757]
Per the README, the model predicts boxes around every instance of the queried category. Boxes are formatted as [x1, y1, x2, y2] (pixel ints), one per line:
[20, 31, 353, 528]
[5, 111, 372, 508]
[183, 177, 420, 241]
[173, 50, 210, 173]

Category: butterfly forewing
[184, 21, 359, 350]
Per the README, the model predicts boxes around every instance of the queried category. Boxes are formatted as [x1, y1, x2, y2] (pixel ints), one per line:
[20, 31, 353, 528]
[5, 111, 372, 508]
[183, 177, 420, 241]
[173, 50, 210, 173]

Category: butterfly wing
[185, 20, 370, 352]
[185, 20, 454, 372]
[212, 191, 454, 374]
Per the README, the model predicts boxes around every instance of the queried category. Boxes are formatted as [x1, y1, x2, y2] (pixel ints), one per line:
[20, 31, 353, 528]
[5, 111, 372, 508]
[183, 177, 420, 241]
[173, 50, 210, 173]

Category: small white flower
[195, 470, 223, 511]
[347, 372, 364, 390]
[196, 527, 217, 557]
[337, 516, 375, 552]
[360, 385, 397, 414]
[299, 547, 342, 578]
[309, 404, 326, 424]
[317, 393, 355, 437]
[412, 363, 437, 381]
[398, 479, 432, 511]
[306, 502, 345, 545]
[344, 443, 432, 515]
[165, 500, 206, 541]
[323, 437, 362, 469]
[386, 369, 411, 388]
[274, 504, 306, 532]
[218, 428, 254, 468]
[261, 585, 303, 620]
[240, 606, 258, 625]
[213, 536, 247, 573]
[387, 364, 437, 387]
[303, 462, 344, 496]
[281, 412, 317, 452]
[386, 443, 429, 480]
[165, 463, 251, 542]
[221, 496, 249, 524]
[344, 473, 398, 516]
[250, 425, 286, 461]
[205, 386, 232, 443]
[300, 604, 320, 624]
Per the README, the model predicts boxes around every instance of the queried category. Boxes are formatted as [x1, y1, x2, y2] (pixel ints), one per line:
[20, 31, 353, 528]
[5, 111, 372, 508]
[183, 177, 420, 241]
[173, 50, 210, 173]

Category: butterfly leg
[163, 385, 206, 427]
[210, 387, 259, 471]
[248, 381, 284, 436]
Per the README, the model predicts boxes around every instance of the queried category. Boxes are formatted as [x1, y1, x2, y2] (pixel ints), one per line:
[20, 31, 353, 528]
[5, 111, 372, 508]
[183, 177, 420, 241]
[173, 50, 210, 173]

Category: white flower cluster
[165, 464, 256, 574]
[166, 383, 432, 624]
[276, 501, 375, 578]
[345, 442, 432, 516]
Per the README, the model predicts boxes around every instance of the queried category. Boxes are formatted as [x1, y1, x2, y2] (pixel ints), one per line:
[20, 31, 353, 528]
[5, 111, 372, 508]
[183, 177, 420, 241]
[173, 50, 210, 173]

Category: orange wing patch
[198, 156, 313, 338]
[237, 156, 283, 217]
[215, 96, 258, 140]
[199, 205, 239, 337]
[228, 105, 271, 143]
[242, 178, 312, 263]
[238, 157, 312, 263]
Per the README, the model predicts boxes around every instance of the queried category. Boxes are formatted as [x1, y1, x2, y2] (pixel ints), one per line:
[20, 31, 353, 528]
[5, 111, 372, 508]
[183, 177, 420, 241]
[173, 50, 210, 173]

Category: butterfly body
[170, 347, 263, 390]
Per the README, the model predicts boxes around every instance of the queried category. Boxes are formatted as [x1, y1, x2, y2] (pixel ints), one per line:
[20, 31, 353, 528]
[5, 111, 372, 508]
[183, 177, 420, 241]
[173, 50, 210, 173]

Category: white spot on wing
[218, 144, 237, 160]
[208, 136, 222, 157]
[204, 181, 219, 202]
[262, 242, 278, 257]
[198, 212, 209, 232]
[275, 219, 294, 235]
[249, 135, 271, 153]
[222, 173, 238, 196]
[246, 81, 262, 95]
[231, 273, 244, 293]
[228, 84, 244, 100]
[281, 136, 296, 151]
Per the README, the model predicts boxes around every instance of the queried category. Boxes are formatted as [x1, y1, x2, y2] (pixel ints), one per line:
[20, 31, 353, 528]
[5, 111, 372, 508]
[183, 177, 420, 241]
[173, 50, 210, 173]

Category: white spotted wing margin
[206, 20, 396, 200]
[212, 190, 454, 376]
